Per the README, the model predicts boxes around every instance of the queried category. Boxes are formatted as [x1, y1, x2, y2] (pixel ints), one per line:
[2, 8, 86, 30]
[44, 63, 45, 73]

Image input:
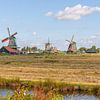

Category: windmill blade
[11, 32, 17, 37]
[7, 27, 11, 37]
[2, 37, 9, 42]
[66, 40, 71, 43]
[71, 35, 74, 42]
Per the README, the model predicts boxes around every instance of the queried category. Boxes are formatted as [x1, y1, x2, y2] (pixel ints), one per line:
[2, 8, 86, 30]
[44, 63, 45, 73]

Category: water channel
[0, 88, 99, 100]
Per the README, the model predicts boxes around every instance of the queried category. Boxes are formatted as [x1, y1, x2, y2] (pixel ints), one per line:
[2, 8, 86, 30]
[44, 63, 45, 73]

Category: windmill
[45, 38, 52, 52]
[2, 27, 18, 50]
[66, 35, 77, 53]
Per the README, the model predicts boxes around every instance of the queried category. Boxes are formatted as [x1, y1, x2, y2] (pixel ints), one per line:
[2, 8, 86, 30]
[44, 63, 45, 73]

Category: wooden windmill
[2, 27, 18, 50]
[66, 35, 77, 53]
[45, 38, 52, 52]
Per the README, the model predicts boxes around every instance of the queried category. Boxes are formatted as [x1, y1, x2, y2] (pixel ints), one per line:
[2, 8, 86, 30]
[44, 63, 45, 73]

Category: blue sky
[0, 0, 100, 50]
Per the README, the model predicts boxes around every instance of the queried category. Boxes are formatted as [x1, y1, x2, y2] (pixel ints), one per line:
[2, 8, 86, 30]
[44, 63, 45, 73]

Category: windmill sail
[7, 27, 11, 37]
[2, 37, 9, 42]
[71, 35, 74, 43]
[66, 40, 71, 43]
[11, 32, 17, 37]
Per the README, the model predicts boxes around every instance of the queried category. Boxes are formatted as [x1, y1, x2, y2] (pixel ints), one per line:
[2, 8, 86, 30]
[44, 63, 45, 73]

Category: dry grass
[0, 54, 100, 84]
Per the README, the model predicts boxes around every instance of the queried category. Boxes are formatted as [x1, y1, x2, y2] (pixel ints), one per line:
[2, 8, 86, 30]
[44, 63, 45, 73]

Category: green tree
[78, 47, 87, 53]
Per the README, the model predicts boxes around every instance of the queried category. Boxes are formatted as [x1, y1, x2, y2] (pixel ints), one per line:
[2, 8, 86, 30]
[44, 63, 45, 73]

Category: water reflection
[0, 89, 13, 98]
[0, 88, 99, 100]
[63, 94, 99, 100]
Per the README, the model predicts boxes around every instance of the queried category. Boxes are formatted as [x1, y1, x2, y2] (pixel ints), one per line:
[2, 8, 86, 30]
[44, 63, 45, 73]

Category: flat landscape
[0, 54, 100, 84]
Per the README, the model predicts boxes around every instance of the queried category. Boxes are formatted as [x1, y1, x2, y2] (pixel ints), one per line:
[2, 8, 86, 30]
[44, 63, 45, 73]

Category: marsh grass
[0, 77, 100, 94]
[0, 78, 100, 99]
[0, 54, 100, 99]
[0, 78, 100, 95]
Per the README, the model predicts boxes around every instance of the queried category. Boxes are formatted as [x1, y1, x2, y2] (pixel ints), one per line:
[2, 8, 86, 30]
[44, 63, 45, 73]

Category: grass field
[0, 53, 100, 84]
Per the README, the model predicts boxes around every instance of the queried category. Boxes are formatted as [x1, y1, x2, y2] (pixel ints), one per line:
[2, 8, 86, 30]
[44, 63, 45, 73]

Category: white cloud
[32, 32, 37, 35]
[79, 32, 100, 47]
[46, 4, 100, 20]
[46, 12, 53, 16]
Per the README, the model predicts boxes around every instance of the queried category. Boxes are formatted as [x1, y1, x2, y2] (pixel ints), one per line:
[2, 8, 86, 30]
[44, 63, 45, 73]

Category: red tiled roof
[4, 46, 18, 53]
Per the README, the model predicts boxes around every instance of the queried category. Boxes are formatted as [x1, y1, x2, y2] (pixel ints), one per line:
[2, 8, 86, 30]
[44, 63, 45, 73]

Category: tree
[91, 45, 96, 50]
[31, 47, 37, 51]
[21, 47, 26, 51]
[78, 47, 87, 53]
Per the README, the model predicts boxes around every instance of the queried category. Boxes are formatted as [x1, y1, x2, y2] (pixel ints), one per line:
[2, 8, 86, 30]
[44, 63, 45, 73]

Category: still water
[0, 89, 99, 100]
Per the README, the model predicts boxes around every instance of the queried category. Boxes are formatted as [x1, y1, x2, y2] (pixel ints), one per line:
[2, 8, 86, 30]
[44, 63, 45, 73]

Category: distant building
[21, 46, 42, 54]
[86, 46, 97, 53]
[51, 47, 59, 53]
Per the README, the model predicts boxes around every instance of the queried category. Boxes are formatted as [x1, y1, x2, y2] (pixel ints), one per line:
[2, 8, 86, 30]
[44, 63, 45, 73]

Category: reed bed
[0, 78, 100, 96]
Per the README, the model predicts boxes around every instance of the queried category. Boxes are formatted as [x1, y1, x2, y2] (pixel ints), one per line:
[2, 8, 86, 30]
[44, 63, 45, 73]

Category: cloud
[91, 33, 100, 38]
[79, 32, 100, 46]
[32, 32, 37, 35]
[46, 12, 53, 16]
[46, 4, 100, 20]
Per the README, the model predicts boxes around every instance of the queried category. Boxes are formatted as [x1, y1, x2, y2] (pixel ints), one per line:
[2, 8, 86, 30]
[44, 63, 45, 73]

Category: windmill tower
[66, 35, 77, 53]
[2, 27, 18, 50]
[45, 38, 52, 53]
